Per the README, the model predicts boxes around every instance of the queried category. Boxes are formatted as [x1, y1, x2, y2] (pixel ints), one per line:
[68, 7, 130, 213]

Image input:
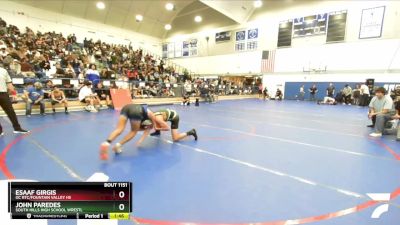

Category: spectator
[54, 62, 65, 77]
[317, 96, 337, 105]
[21, 82, 33, 102]
[391, 86, 400, 102]
[9, 59, 21, 76]
[326, 83, 335, 97]
[79, 80, 100, 112]
[309, 84, 318, 101]
[298, 85, 305, 101]
[170, 74, 177, 84]
[164, 87, 175, 97]
[352, 84, 361, 105]
[184, 80, 193, 96]
[39, 57, 51, 71]
[25, 82, 45, 116]
[0, 44, 8, 57]
[395, 101, 400, 141]
[0, 66, 29, 135]
[275, 88, 283, 100]
[43, 80, 54, 99]
[342, 84, 352, 105]
[182, 94, 190, 106]
[50, 86, 69, 114]
[20, 58, 35, 77]
[263, 87, 269, 101]
[33, 62, 45, 79]
[258, 84, 263, 98]
[71, 58, 81, 76]
[200, 83, 213, 103]
[368, 87, 395, 137]
[94, 82, 112, 107]
[85, 64, 100, 86]
[334, 89, 344, 104]
[64, 64, 75, 78]
[360, 83, 370, 106]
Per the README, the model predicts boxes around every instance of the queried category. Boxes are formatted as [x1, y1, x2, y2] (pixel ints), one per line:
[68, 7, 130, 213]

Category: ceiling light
[194, 16, 202, 23]
[96, 1, 105, 10]
[254, 0, 262, 8]
[165, 3, 174, 11]
[135, 14, 143, 22]
[165, 24, 172, 30]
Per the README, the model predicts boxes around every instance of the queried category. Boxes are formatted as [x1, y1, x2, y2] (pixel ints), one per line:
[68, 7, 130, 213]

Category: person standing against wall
[0, 67, 30, 135]
[309, 84, 318, 101]
[298, 85, 305, 101]
[326, 83, 335, 98]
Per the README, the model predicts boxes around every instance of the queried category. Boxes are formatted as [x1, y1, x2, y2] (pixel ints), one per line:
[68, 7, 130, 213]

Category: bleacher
[3, 76, 258, 115]
[0, 17, 258, 116]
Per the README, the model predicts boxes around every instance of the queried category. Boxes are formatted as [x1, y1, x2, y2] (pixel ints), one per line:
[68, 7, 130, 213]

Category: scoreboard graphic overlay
[8, 182, 132, 219]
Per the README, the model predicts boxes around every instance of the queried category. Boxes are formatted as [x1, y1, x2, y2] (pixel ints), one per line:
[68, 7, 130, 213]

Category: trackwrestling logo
[367, 193, 391, 219]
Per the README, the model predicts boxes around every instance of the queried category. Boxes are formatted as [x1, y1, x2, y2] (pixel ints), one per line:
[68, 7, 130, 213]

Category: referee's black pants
[0, 92, 22, 132]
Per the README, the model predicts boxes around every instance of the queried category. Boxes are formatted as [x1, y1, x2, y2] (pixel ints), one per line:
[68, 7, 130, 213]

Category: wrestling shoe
[187, 129, 198, 141]
[150, 130, 161, 136]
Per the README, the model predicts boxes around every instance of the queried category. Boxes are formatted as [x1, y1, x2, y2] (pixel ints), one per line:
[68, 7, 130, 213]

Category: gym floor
[0, 99, 399, 225]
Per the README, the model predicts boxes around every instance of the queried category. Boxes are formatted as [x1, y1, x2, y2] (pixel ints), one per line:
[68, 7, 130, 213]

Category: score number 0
[119, 191, 125, 211]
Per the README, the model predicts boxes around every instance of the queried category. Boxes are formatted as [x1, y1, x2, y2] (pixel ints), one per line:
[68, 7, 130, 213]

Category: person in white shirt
[79, 80, 100, 112]
[360, 83, 370, 106]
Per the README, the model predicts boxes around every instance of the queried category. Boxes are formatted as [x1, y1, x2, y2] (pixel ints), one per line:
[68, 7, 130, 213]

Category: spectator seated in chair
[263, 87, 269, 101]
[85, 64, 100, 86]
[383, 101, 400, 141]
[50, 86, 69, 114]
[9, 59, 22, 77]
[368, 87, 395, 137]
[200, 84, 213, 103]
[94, 82, 112, 108]
[43, 80, 54, 99]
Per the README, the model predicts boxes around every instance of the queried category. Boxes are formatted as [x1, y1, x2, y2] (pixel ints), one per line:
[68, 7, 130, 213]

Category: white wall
[167, 0, 400, 75]
[172, 38, 400, 74]
[0, 1, 162, 55]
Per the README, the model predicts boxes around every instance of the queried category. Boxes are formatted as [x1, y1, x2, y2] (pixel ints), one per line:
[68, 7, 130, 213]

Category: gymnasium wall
[262, 73, 400, 99]
[168, 0, 400, 74]
[0, 1, 162, 55]
[283, 81, 400, 100]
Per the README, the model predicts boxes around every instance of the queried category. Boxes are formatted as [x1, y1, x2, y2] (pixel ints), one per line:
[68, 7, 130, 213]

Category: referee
[0, 66, 29, 135]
